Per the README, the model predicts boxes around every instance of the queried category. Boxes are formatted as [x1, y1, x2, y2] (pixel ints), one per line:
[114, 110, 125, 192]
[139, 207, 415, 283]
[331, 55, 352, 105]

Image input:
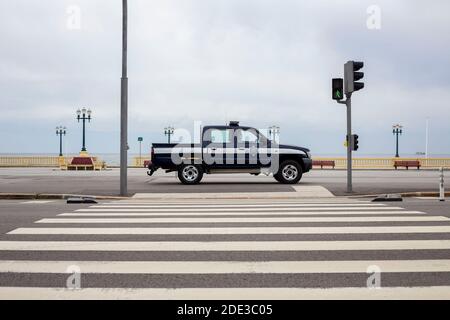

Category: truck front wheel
[274, 160, 303, 184]
[177, 164, 204, 185]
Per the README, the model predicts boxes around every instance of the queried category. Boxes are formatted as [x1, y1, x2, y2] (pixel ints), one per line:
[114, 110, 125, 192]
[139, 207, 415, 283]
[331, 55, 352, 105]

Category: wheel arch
[278, 154, 306, 171]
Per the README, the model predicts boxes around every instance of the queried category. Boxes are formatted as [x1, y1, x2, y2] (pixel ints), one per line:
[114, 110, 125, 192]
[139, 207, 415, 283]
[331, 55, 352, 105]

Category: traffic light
[332, 78, 343, 100]
[344, 61, 364, 94]
[352, 134, 359, 151]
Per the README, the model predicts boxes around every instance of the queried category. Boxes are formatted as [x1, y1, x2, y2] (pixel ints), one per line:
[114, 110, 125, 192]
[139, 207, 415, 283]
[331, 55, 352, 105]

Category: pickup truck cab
[148, 122, 312, 184]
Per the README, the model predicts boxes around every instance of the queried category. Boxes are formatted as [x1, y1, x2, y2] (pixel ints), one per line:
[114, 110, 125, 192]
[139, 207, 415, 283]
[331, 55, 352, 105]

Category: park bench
[394, 160, 421, 170]
[67, 157, 94, 170]
[312, 160, 335, 169]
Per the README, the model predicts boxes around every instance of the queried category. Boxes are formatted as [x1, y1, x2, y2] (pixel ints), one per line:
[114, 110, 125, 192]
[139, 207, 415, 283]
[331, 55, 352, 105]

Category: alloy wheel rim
[182, 166, 199, 182]
[282, 164, 298, 181]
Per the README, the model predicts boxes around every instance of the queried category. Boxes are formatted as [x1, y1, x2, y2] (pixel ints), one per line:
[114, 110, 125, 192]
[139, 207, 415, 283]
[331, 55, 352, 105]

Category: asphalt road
[0, 167, 448, 196]
[0, 198, 449, 299]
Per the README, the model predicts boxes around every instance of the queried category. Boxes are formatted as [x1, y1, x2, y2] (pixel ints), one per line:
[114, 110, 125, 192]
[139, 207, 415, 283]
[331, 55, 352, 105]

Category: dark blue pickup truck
[148, 122, 312, 184]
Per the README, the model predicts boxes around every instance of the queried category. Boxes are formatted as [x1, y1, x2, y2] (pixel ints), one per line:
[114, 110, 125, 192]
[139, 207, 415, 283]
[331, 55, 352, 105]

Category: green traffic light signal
[332, 78, 344, 100]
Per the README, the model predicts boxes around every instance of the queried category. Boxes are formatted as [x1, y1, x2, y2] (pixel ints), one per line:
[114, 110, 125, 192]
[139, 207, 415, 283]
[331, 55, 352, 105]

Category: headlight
[306, 151, 311, 158]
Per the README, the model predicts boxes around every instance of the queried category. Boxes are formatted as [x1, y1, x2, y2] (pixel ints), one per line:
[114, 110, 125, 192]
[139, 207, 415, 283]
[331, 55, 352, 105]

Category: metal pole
[82, 116, 86, 152]
[346, 93, 352, 193]
[59, 132, 63, 156]
[395, 130, 399, 158]
[120, 0, 128, 196]
[168, 132, 171, 144]
[440, 167, 445, 202]
[139, 141, 142, 160]
[425, 118, 429, 158]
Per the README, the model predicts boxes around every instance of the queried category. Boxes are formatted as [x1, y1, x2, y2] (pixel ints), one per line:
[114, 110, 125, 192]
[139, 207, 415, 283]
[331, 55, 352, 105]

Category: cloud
[0, 0, 449, 156]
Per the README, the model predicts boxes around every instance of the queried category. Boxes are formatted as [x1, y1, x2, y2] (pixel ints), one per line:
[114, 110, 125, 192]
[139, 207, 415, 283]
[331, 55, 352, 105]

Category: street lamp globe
[87, 109, 92, 116]
[76, 109, 81, 116]
[82, 108, 87, 114]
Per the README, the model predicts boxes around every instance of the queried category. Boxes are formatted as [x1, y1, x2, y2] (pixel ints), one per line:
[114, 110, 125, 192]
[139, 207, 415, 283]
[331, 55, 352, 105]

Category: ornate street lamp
[392, 124, 403, 158]
[56, 126, 67, 157]
[76, 108, 92, 153]
[164, 126, 174, 143]
[268, 125, 280, 142]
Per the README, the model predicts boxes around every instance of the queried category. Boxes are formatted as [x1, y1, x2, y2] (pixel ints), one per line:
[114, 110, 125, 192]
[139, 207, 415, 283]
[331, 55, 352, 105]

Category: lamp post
[76, 108, 92, 153]
[56, 126, 67, 157]
[120, 0, 128, 196]
[164, 126, 174, 143]
[268, 125, 280, 142]
[392, 124, 403, 158]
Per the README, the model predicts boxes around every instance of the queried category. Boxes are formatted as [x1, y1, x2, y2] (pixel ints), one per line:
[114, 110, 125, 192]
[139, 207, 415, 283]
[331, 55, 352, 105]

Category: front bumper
[303, 158, 312, 173]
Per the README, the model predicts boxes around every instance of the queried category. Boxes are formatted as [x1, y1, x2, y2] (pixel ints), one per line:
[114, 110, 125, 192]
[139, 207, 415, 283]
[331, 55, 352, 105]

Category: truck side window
[237, 129, 258, 144]
[210, 129, 231, 144]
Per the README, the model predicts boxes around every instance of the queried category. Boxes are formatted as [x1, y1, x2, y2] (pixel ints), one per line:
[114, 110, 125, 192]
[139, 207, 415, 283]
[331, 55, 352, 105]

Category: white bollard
[439, 167, 445, 202]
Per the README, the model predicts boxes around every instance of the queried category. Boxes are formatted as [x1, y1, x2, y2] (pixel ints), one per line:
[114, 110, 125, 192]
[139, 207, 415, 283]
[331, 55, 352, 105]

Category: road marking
[1, 260, 449, 274]
[108, 201, 374, 205]
[0, 240, 449, 251]
[59, 210, 425, 216]
[89, 203, 387, 208]
[21, 201, 54, 204]
[36, 216, 449, 224]
[75, 207, 407, 212]
[0, 287, 449, 300]
[9, 226, 450, 235]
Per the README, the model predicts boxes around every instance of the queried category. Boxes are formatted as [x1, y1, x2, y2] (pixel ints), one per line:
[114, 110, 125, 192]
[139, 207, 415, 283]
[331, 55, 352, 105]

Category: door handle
[238, 147, 246, 151]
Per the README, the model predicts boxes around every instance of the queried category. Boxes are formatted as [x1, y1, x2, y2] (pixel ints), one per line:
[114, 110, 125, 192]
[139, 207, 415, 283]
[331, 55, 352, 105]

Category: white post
[425, 118, 429, 158]
[439, 167, 445, 202]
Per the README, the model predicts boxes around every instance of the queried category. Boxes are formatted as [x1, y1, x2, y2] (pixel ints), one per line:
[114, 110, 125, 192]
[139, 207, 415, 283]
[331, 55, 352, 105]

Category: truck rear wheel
[274, 160, 302, 184]
[177, 164, 204, 185]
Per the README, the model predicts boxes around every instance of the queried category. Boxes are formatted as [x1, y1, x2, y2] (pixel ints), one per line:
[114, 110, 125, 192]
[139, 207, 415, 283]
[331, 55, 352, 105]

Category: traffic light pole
[346, 93, 353, 193]
[338, 93, 353, 193]
[334, 60, 364, 194]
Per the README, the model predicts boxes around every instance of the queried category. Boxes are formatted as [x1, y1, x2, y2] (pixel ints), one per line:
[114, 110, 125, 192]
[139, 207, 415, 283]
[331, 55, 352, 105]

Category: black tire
[177, 164, 204, 185]
[274, 160, 303, 184]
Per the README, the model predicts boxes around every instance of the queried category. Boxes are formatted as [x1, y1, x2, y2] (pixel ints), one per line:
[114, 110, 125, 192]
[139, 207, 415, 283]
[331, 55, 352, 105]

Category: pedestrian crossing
[0, 198, 450, 299]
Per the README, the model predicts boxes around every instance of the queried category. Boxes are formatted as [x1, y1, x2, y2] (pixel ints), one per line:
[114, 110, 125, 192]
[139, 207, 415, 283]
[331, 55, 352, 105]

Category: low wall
[0, 156, 105, 168]
[132, 157, 149, 168]
[1, 156, 450, 169]
[313, 158, 450, 169]
[0, 156, 65, 167]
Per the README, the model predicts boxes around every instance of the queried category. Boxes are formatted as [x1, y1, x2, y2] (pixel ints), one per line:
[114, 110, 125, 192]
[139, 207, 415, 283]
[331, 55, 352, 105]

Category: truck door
[202, 128, 232, 169]
[235, 128, 259, 169]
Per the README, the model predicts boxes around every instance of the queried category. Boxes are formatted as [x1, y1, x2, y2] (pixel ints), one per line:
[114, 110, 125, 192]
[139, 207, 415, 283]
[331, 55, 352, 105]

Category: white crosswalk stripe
[36, 216, 449, 223]
[1, 198, 450, 299]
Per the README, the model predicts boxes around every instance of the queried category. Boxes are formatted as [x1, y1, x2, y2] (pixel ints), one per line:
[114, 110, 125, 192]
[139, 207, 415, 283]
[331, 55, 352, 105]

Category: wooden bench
[312, 160, 335, 169]
[394, 160, 421, 170]
[67, 157, 94, 171]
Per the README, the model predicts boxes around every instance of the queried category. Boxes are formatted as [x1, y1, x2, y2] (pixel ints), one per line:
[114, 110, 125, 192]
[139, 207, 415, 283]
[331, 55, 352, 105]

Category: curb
[0, 191, 448, 201]
[349, 192, 450, 199]
[0, 193, 129, 200]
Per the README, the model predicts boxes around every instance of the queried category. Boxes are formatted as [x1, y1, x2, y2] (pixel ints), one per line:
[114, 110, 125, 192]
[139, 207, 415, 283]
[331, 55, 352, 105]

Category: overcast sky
[0, 0, 449, 156]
